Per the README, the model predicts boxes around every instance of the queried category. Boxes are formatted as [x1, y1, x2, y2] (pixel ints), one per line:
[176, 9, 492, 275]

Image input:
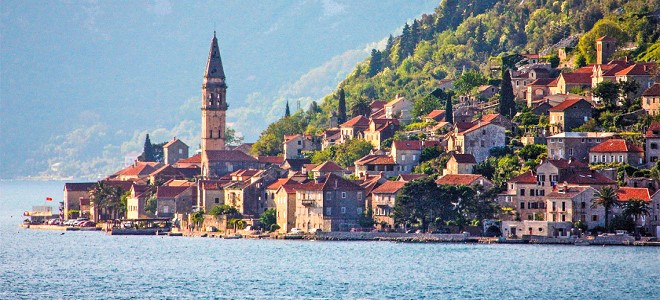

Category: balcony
[301, 199, 314, 206]
[375, 200, 390, 207]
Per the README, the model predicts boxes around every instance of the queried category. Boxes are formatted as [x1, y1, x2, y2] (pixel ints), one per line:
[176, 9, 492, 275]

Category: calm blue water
[1, 181, 659, 299]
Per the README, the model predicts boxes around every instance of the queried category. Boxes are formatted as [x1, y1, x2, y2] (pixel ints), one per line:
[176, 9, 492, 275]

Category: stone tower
[596, 35, 616, 65]
[201, 31, 227, 152]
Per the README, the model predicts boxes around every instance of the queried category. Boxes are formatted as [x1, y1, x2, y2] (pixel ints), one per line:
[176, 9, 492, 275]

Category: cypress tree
[499, 69, 516, 118]
[337, 88, 347, 124]
[142, 134, 155, 162]
[368, 49, 382, 78]
[285, 101, 291, 117]
[445, 96, 454, 124]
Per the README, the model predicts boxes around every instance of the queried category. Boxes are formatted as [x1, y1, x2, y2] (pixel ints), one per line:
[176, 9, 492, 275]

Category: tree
[593, 81, 619, 109]
[285, 101, 291, 117]
[548, 54, 560, 68]
[141, 134, 155, 162]
[516, 144, 547, 161]
[621, 199, 650, 226]
[445, 97, 453, 124]
[618, 80, 639, 107]
[393, 177, 453, 232]
[209, 204, 238, 216]
[454, 70, 487, 95]
[190, 211, 204, 229]
[350, 98, 370, 117]
[420, 146, 441, 163]
[412, 94, 441, 119]
[89, 181, 124, 222]
[499, 69, 516, 118]
[574, 53, 587, 68]
[225, 127, 244, 146]
[259, 208, 277, 231]
[337, 88, 347, 124]
[368, 49, 382, 78]
[592, 186, 620, 231]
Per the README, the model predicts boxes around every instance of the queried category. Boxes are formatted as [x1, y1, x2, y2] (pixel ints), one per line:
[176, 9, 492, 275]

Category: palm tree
[592, 186, 620, 231]
[621, 199, 650, 226]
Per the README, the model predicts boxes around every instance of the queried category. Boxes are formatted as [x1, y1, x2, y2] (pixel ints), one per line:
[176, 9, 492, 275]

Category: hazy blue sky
[0, 0, 439, 179]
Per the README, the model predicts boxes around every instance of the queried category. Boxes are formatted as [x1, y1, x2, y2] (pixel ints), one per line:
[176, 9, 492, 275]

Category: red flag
[46, 197, 53, 201]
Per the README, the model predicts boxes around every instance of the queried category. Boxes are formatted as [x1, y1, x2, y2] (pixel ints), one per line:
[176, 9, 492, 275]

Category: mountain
[251, 0, 660, 155]
[0, 1, 439, 179]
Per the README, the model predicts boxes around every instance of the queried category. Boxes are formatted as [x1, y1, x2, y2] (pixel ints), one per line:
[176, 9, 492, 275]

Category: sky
[0, 0, 439, 179]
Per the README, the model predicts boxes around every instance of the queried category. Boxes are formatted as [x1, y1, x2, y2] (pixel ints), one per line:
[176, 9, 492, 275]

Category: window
[326, 192, 332, 199]
[568, 149, 573, 156]
[326, 207, 332, 215]
[341, 192, 346, 198]
[520, 202, 525, 209]
[652, 143, 658, 150]
[581, 139, 586, 143]
[551, 138, 555, 143]
[179, 149, 183, 154]
[520, 189, 525, 196]
[539, 228, 543, 232]
[618, 155, 623, 162]
[412, 155, 416, 161]
[561, 215, 566, 222]
[593, 155, 597, 162]
[357, 192, 362, 200]
[482, 130, 486, 135]
[297, 140, 301, 145]
[341, 207, 346, 214]
[581, 202, 586, 209]
[592, 215, 598, 221]
[215, 198, 219, 204]
[401, 155, 406, 161]
[357, 208, 362, 214]
[561, 201, 566, 212]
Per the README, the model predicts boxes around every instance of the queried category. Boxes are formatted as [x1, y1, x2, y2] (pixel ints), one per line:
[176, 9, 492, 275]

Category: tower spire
[205, 32, 226, 85]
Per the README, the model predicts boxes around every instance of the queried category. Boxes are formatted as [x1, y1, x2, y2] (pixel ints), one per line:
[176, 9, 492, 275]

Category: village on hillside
[25, 31, 659, 242]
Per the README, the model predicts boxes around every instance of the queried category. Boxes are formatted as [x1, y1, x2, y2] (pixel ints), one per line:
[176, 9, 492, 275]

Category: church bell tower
[201, 31, 227, 152]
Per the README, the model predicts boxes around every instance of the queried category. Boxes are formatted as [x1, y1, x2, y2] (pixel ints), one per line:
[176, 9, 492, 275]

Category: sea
[1, 180, 659, 299]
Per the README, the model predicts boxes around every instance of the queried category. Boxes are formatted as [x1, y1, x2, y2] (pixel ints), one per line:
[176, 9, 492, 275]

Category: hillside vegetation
[253, 0, 659, 156]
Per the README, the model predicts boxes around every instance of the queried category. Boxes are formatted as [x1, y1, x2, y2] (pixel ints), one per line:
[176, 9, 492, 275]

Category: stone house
[589, 139, 645, 167]
[555, 71, 592, 95]
[163, 137, 189, 165]
[526, 78, 556, 107]
[614, 62, 657, 99]
[354, 155, 398, 179]
[201, 150, 259, 178]
[614, 187, 652, 228]
[311, 161, 345, 178]
[339, 115, 370, 143]
[196, 179, 230, 213]
[498, 171, 547, 221]
[501, 220, 573, 238]
[109, 161, 163, 181]
[548, 98, 593, 134]
[476, 85, 499, 100]
[642, 83, 660, 116]
[650, 190, 660, 237]
[174, 153, 202, 168]
[446, 121, 506, 163]
[293, 173, 365, 232]
[425, 110, 446, 123]
[63, 182, 95, 220]
[283, 134, 319, 159]
[223, 169, 278, 217]
[545, 185, 599, 227]
[155, 185, 195, 218]
[384, 95, 412, 123]
[371, 181, 406, 230]
[273, 181, 298, 233]
[546, 132, 616, 162]
[443, 153, 476, 175]
[321, 128, 341, 150]
[535, 159, 616, 190]
[391, 140, 422, 174]
[363, 118, 400, 150]
[646, 121, 660, 166]
[480, 113, 514, 131]
[126, 184, 153, 220]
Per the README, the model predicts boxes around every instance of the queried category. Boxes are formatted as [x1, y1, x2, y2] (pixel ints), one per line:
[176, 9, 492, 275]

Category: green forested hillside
[252, 0, 659, 156]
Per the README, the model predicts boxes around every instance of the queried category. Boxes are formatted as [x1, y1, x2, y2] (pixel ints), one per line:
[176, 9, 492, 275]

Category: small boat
[223, 234, 242, 239]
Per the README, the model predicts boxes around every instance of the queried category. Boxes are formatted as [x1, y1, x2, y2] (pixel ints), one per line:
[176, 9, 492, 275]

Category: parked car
[48, 219, 63, 225]
[289, 228, 303, 234]
[63, 219, 76, 226]
[79, 221, 96, 227]
[309, 228, 322, 234]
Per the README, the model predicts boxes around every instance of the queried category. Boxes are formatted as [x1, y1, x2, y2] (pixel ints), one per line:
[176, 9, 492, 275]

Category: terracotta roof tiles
[548, 98, 591, 112]
[371, 181, 406, 194]
[642, 83, 660, 97]
[616, 187, 651, 202]
[589, 139, 644, 153]
[436, 174, 487, 186]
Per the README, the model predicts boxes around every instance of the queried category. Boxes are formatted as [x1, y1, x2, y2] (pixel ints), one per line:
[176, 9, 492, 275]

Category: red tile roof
[204, 150, 258, 162]
[615, 63, 657, 76]
[177, 154, 201, 164]
[372, 181, 406, 194]
[561, 72, 592, 85]
[397, 174, 427, 182]
[258, 156, 284, 164]
[422, 140, 442, 148]
[313, 161, 345, 172]
[509, 171, 537, 184]
[115, 162, 163, 177]
[451, 153, 477, 164]
[436, 174, 487, 186]
[425, 109, 446, 120]
[480, 113, 503, 123]
[267, 178, 290, 190]
[355, 155, 396, 165]
[294, 173, 363, 192]
[616, 187, 651, 202]
[393, 140, 422, 151]
[574, 66, 595, 74]
[370, 100, 387, 110]
[156, 186, 190, 198]
[163, 137, 185, 148]
[563, 171, 616, 185]
[646, 121, 660, 138]
[642, 83, 660, 97]
[548, 98, 590, 112]
[340, 115, 370, 128]
[546, 159, 588, 169]
[589, 139, 644, 153]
